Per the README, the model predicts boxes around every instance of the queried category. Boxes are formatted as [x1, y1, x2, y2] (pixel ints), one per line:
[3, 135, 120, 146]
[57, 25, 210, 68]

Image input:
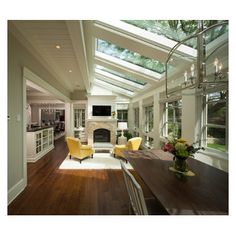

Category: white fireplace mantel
[87, 118, 117, 122]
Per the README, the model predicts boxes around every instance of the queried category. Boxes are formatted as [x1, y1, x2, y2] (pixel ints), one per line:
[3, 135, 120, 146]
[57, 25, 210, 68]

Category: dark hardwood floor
[8, 136, 164, 215]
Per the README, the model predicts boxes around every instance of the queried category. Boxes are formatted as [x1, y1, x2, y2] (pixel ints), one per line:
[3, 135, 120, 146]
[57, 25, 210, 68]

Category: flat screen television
[92, 105, 111, 116]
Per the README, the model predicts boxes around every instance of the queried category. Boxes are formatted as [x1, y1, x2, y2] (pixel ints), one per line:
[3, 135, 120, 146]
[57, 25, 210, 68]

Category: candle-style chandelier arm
[165, 21, 228, 98]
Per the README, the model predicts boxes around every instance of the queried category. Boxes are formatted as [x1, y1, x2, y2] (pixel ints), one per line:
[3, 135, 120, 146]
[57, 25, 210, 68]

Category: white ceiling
[9, 20, 173, 99]
[9, 20, 227, 100]
[9, 20, 87, 93]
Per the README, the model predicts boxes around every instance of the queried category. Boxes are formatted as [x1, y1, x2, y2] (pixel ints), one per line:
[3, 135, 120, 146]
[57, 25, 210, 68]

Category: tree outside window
[162, 100, 182, 138]
[203, 90, 228, 152]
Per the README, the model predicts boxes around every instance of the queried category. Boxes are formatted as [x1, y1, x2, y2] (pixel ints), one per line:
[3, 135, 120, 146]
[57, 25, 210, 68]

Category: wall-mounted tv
[92, 105, 111, 116]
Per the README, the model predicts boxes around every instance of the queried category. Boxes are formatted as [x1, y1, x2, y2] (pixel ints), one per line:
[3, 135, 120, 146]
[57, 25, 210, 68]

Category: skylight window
[96, 77, 134, 93]
[96, 39, 165, 74]
[96, 65, 147, 86]
[123, 20, 198, 48]
[95, 78, 134, 96]
[123, 20, 228, 48]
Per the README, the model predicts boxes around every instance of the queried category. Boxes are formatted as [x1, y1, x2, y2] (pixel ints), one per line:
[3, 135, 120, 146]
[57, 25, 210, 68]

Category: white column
[139, 100, 143, 138]
[65, 102, 74, 137]
[153, 93, 161, 149]
[128, 102, 134, 131]
[182, 90, 198, 143]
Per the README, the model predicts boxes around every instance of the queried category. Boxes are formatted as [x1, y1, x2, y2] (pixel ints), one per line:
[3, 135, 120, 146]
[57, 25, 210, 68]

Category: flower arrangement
[162, 136, 204, 160]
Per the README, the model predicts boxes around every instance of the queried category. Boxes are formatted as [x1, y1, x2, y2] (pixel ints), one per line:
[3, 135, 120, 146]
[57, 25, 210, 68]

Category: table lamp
[118, 122, 128, 137]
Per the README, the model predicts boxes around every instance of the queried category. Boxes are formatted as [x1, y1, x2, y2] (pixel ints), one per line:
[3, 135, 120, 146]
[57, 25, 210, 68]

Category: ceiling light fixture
[55, 45, 61, 49]
[69, 70, 72, 73]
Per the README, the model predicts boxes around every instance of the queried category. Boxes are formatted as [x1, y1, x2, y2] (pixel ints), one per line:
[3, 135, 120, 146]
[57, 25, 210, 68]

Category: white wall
[87, 95, 117, 119]
[90, 84, 113, 95]
[182, 91, 198, 144]
[8, 32, 71, 204]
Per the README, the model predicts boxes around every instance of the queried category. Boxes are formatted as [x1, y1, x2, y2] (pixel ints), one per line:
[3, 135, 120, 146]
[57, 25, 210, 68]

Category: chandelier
[165, 21, 228, 97]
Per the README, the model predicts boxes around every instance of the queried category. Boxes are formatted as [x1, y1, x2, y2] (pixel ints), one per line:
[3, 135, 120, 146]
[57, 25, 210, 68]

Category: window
[74, 109, 85, 128]
[162, 100, 182, 138]
[144, 136, 154, 149]
[94, 78, 134, 96]
[117, 109, 128, 122]
[123, 20, 227, 48]
[203, 90, 228, 153]
[96, 65, 146, 86]
[144, 105, 153, 132]
[134, 108, 139, 128]
[96, 39, 165, 74]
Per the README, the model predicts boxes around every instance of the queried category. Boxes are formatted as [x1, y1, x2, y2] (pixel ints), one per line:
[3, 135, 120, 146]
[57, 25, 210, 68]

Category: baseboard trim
[8, 178, 26, 205]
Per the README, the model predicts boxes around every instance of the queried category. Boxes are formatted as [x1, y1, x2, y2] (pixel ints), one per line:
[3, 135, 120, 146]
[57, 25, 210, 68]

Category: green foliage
[207, 143, 226, 152]
[163, 136, 204, 159]
[123, 20, 227, 48]
[97, 39, 165, 73]
[117, 131, 133, 140]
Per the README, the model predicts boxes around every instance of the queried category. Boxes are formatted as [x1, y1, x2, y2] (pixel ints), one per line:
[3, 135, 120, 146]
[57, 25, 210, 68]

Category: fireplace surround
[87, 119, 117, 145]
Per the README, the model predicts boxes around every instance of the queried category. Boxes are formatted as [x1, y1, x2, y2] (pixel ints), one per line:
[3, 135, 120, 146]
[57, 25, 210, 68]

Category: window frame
[144, 105, 154, 133]
[201, 88, 228, 156]
[161, 98, 182, 138]
[117, 109, 128, 122]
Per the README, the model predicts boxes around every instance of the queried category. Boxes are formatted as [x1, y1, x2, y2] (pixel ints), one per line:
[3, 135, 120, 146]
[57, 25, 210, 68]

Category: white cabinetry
[74, 107, 86, 142]
[74, 128, 86, 142]
[27, 127, 54, 162]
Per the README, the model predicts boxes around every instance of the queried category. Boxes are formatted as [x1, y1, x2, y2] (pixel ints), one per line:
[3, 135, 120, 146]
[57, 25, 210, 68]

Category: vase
[174, 156, 188, 172]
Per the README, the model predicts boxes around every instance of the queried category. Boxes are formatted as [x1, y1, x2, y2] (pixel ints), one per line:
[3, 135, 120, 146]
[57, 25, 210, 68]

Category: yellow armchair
[66, 137, 94, 163]
[113, 137, 142, 162]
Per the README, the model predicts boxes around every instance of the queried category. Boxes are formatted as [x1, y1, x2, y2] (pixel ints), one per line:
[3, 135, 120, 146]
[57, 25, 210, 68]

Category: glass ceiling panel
[96, 77, 134, 93]
[123, 20, 227, 48]
[96, 65, 147, 86]
[96, 39, 165, 73]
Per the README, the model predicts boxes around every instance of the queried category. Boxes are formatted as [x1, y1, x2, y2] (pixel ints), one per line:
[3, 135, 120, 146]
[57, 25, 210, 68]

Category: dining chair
[120, 161, 148, 215]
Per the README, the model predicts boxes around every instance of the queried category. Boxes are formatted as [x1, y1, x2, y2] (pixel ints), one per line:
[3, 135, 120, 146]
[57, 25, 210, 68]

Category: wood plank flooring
[8, 137, 132, 215]
[8, 136, 163, 215]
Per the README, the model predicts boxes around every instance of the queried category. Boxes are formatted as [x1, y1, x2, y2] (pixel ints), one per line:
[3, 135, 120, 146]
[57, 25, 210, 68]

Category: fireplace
[94, 128, 110, 143]
[87, 119, 117, 145]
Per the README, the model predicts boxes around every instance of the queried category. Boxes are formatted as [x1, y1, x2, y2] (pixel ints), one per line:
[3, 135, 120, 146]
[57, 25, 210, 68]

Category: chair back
[120, 161, 148, 215]
[66, 137, 82, 156]
[127, 137, 142, 151]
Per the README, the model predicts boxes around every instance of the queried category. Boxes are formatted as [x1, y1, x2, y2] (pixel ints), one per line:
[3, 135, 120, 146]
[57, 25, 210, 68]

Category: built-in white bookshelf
[27, 127, 54, 162]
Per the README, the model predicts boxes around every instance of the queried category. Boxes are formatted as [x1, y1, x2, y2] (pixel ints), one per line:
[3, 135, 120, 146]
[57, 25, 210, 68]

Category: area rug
[59, 152, 133, 170]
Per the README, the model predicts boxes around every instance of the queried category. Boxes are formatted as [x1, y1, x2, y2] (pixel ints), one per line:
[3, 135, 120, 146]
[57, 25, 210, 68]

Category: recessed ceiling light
[69, 70, 72, 73]
[55, 45, 61, 49]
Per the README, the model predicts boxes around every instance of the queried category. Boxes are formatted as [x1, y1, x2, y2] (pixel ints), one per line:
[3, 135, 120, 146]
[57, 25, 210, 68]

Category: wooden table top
[124, 149, 228, 215]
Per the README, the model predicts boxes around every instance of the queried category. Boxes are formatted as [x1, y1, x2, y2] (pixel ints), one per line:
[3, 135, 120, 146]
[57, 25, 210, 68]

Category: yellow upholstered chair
[113, 137, 142, 162]
[66, 137, 94, 163]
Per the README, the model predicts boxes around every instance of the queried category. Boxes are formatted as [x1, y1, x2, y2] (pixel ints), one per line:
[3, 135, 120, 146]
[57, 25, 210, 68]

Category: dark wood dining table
[123, 149, 228, 215]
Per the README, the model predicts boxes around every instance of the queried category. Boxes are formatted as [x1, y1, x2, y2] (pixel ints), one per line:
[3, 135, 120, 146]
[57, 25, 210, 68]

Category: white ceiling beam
[66, 20, 91, 92]
[95, 69, 144, 91]
[95, 52, 162, 85]
[93, 20, 196, 63]
[95, 74, 140, 92]
[94, 79, 134, 97]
